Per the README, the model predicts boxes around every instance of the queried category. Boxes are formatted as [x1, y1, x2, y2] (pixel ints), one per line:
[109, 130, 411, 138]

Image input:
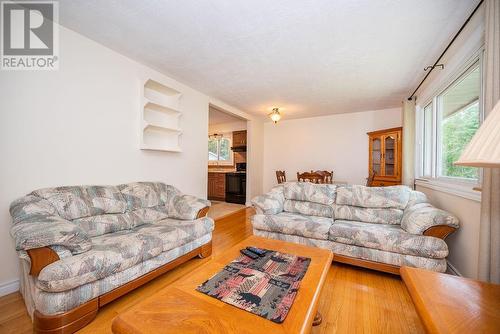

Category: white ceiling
[59, 0, 479, 120]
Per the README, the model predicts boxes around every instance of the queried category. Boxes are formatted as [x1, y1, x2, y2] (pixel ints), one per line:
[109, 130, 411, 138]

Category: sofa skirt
[253, 229, 447, 272]
[20, 233, 212, 317]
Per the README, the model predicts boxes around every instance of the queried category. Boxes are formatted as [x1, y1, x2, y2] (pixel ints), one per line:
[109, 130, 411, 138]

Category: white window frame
[208, 133, 234, 166]
[415, 51, 484, 202]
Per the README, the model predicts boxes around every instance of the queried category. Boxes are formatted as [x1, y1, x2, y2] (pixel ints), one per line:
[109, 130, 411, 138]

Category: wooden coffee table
[112, 235, 333, 334]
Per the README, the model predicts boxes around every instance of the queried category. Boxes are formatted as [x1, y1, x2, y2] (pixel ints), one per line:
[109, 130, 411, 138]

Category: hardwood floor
[0, 208, 424, 333]
[207, 201, 246, 220]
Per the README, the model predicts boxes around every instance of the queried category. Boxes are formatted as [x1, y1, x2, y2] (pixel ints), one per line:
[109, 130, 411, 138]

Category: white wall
[263, 108, 402, 191]
[0, 25, 214, 293]
[413, 4, 484, 279]
[208, 121, 247, 134]
[416, 186, 481, 277]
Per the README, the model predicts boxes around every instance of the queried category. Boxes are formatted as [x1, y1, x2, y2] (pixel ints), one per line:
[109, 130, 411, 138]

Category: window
[419, 59, 482, 185]
[422, 102, 433, 177]
[208, 134, 233, 165]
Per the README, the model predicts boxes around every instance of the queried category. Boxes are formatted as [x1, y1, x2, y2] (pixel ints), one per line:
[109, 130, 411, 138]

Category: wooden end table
[401, 266, 500, 334]
[112, 235, 333, 334]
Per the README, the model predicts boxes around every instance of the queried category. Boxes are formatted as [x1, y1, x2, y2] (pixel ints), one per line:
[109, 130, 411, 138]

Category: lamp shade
[455, 99, 500, 167]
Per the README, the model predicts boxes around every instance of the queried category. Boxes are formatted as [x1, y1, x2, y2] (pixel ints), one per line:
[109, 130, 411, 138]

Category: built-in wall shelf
[143, 123, 182, 134]
[140, 79, 182, 152]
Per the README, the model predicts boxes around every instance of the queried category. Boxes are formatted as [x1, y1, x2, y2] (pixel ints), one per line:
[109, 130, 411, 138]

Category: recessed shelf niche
[140, 79, 182, 152]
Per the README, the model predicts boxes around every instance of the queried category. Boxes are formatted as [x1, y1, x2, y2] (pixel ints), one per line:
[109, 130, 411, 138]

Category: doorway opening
[207, 104, 248, 220]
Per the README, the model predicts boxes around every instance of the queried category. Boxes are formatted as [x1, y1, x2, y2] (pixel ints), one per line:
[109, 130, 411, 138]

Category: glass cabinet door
[371, 137, 381, 175]
[383, 134, 397, 176]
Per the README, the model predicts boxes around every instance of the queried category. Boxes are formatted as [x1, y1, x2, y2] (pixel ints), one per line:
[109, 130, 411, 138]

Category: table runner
[196, 247, 311, 323]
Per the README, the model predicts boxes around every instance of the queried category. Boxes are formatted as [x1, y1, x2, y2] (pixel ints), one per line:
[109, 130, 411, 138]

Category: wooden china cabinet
[367, 127, 402, 186]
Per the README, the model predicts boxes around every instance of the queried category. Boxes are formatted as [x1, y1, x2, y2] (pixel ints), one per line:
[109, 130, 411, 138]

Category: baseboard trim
[0, 279, 20, 297]
[446, 261, 462, 277]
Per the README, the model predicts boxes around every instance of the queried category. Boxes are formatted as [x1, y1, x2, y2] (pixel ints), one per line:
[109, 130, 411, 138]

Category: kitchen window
[208, 133, 233, 165]
[417, 57, 482, 199]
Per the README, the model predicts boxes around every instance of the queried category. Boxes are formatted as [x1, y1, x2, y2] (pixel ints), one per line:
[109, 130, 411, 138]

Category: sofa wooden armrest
[196, 206, 210, 218]
[27, 247, 60, 276]
[423, 225, 457, 240]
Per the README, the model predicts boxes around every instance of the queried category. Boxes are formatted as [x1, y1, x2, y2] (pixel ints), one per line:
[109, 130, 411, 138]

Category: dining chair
[297, 171, 326, 184]
[314, 170, 334, 184]
[276, 170, 286, 184]
[366, 171, 376, 187]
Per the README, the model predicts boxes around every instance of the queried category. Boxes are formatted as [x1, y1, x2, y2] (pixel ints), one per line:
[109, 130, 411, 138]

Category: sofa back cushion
[284, 199, 333, 218]
[71, 213, 135, 238]
[118, 182, 179, 211]
[406, 190, 428, 208]
[336, 185, 410, 209]
[129, 206, 169, 225]
[118, 182, 164, 210]
[10, 195, 57, 224]
[32, 186, 127, 220]
[283, 182, 336, 205]
[15, 182, 189, 242]
[334, 205, 403, 224]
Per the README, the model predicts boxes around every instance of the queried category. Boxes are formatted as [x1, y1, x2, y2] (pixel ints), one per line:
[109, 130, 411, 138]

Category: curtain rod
[407, 0, 484, 101]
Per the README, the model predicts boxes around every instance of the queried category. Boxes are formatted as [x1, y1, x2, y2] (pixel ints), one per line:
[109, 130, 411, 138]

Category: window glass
[384, 135, 396, 176]
[208, 135, 233, 164]
[438, 63, 480, 180]
[208, 138, 219, 161]
[218, 138, 231, 162]
[372, 138, 381, 175]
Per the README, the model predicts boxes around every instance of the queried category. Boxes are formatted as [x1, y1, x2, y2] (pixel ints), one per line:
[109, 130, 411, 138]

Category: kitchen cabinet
[208, 172, 225, 201]
[232, 130, 247, 147]
[367, 127, 402, 186]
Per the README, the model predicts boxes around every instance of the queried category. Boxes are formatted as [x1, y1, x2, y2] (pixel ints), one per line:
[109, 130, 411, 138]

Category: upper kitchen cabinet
[232, 130, 247, 147]
[231, 130, 247, 153]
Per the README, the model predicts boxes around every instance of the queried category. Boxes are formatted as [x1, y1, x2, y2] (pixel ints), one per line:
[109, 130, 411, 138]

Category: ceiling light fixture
[269, 107, 281, 124]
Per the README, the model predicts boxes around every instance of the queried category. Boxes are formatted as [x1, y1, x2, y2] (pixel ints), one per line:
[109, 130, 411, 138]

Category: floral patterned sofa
[10, 182, 213, 333]
[251, 182, 459, 274]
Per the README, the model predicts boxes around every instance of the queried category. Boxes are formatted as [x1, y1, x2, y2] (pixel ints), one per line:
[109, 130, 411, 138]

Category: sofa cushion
[118, 182, 177, 210]
[10, 195, 57, 224]
[334, 205, 403, 224]
[37, 217, 215, 292]
[72, 213, 135, 238]
[11, 215, 92, 254]
[283, 182, 336, 205]
[284, 199, 333, 218]
[336, 185, 410, 209]
[167, 195, 211, 220]
[406, 190, 428, 208]
[251, 185, 285, 215]
[37, 229, 164, 292]
[254, 230, 447, 272]
[328, 220, 448, 259]
[129, 206, 169, 225]
[32, 186, 127, 220]
[401, 203, 460, 235]
[32, 235, 213, 315]
[132, 217, 214, 252]
[252, 212, 333, 240]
